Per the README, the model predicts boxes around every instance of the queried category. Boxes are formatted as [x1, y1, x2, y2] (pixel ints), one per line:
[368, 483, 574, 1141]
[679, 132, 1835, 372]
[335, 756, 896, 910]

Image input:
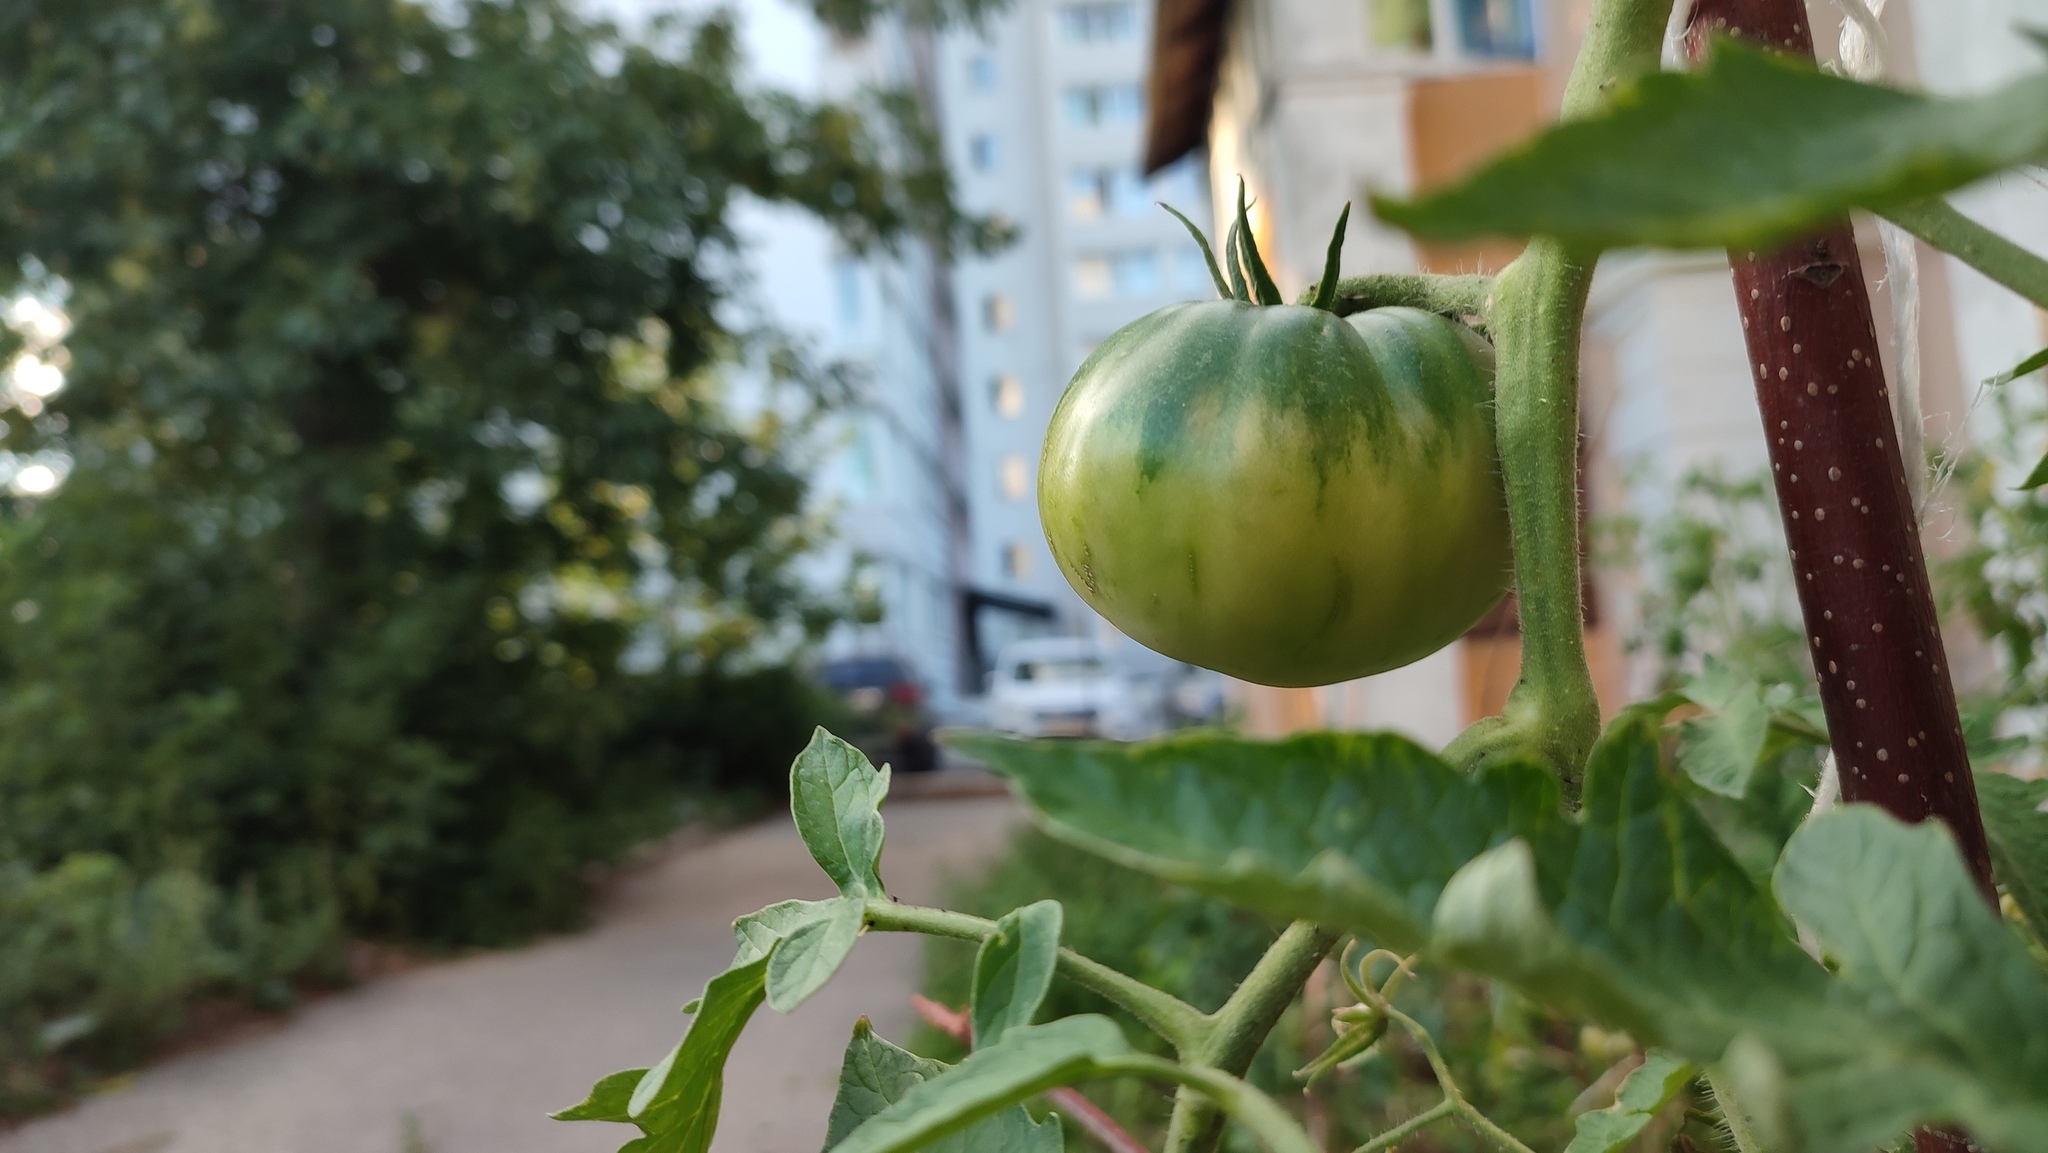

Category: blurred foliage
[0, 0, 982, 1106]
[1935, 384, 2048, 769]
[920, 828, 1629, 1151]
[1595, 466, 1812, 696]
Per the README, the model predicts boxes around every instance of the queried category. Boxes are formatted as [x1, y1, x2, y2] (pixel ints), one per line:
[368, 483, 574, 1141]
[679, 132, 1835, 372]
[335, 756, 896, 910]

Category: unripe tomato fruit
[1037, 197, 1511, 687]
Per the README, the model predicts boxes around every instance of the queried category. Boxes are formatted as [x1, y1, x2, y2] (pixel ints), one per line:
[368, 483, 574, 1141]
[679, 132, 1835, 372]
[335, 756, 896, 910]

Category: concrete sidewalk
[0, 795, 1021, 1153]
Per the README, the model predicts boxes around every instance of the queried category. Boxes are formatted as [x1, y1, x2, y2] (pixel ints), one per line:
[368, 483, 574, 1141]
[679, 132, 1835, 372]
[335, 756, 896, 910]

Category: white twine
[1833, 0, 1930, 518]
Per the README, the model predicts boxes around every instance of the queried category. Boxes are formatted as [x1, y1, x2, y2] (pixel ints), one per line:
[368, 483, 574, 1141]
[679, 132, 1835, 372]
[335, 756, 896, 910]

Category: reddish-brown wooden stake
[1681, 3, 1996, 890]
[1685, 4, 1993, 1149]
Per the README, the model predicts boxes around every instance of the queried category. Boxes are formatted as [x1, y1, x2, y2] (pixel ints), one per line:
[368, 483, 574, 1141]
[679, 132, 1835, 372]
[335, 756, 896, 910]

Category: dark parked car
[817, 655, 938, 774]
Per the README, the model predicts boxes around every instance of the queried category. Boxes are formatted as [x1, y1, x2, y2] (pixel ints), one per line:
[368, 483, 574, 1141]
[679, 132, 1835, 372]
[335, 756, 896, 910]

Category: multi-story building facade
[934, 0, 1216, 684]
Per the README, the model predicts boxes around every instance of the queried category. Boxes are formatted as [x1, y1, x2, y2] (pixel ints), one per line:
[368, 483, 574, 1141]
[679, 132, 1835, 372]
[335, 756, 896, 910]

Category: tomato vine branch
[1442, 0, 1673, 787]
[1095, 1055, 1322, 1153]
[1341, 950, 1535, 1153]
[1163, 922, 1340, 1153]
[1303, 273, 1493, 322]
[861, 901, 1210, 1053]
[1881, 196, 2048, 313]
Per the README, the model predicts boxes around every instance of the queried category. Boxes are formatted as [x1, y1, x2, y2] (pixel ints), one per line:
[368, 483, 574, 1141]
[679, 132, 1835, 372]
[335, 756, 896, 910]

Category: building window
[1113, 250, 1159, 296]
[967, 53, 997, 91]
[1063, 83, 1143, 128]
[1074, 251, 1160, 298]
[1002, 541, 1034, 579]
[834, 258, 862, 328]
[1072, 255, 1112, 300]
[983, 293, 1016, 331]
[1066, 168, 1149, 221]
[992, 374, 1026, 417]
[999, 455, 1031, 500]
[1172, 246, 1214, 293]
[1058, 2, 1137, 41]
[1457, 0, 1535, 59]
[969, 133, 1000, 172]
[1369, 0, 1433, 51]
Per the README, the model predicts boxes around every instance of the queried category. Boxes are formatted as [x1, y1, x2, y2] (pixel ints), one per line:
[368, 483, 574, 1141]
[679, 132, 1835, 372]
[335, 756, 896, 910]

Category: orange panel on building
[1406, 67, 1546, 274]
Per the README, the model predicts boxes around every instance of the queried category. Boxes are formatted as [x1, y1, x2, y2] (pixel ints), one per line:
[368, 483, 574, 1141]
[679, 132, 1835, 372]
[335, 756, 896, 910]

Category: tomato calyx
[1163, 178, 1352, 313]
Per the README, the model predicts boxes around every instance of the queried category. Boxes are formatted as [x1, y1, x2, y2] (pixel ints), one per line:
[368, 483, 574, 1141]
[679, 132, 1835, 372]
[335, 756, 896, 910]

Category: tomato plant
[559, 2, 2048, 1151]
[1040, 197, 1510, 687]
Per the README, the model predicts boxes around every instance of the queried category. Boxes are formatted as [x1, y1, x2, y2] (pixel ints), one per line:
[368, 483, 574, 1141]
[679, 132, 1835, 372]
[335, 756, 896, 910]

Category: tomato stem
[1305, 273, 1492, 321]
[1162, 922, 1339, 1153]
[1881, 196, 2048, 313]
[1443, 0, 1673, 787]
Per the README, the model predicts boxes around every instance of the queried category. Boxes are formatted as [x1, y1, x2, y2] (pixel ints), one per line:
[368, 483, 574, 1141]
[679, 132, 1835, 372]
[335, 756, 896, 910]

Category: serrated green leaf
[1373, 42, 2048, 251]
[1677, 662, 1776, 797]
[791, 728, 889, 899]
[1563, 1051, 1697, 1153]
[766, 896, 866, 1012]
[824, 1019, 1061, 1153]
[734, 897, 846, 966]
[1773, 805, 2048, 1152]
[971, 900, 1062, 1049]
[552, 1067, 649, 1124]
[620, 954, 771, 1152]
[1433, 707, 1820, 1055]
[832, 1016, 1127, 1153]
[947, 730, 1563, 951]
[1980, 771, 2048, 940]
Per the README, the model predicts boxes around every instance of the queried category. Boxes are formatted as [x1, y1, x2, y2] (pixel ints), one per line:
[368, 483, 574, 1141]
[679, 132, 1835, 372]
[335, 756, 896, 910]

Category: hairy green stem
[1163, 923, 1340, 1153]
[1377, 1001, 1537, 1153]
[1099, 1055, 1322, 1153]
[1353, 1099, 1458, 1153]
[1443, 0, 1671, 785]
[1704, 1069, 1769, 1153]
[1882, 196, 2048, 313]
[862, 901, 1208, 1053]
[1447, 240, 1603, 789]
[1300, 273, 1493, 320]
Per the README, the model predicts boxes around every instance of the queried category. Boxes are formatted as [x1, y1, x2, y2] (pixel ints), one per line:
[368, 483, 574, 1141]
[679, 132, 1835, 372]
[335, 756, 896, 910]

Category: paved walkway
[0, 795, 1021, 1153]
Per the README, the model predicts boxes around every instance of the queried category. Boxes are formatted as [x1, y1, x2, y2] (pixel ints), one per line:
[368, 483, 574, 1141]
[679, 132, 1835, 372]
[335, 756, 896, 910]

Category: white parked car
[986, 638, 1153, 740]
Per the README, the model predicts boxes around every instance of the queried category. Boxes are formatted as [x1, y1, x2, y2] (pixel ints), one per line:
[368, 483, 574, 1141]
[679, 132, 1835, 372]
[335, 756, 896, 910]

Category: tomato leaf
[1773, 805, 2048, 1151]
[1432, 707, 1819, 1053]
[551, 1067, 650, 1125]
[561, 895, 873, 1151]
[790, 727, 889, 900]
[830, 1016, 1127, 1153]
[1994, 349, 2048, 489]
[1975, 771, 2048, 945]
[1563, 1051, 1698, 1153]
[971, 900, 1063, 1049]
[946, 729, 1563, 952]
[1674, 661, 1824, 798]
[825, 1019, 1062, 1153]
[1372, 42, 2048, 251]
[760, 896, 866, 1012]
[1990, 347, 2048, 389]
[590, 953, 770, 1153]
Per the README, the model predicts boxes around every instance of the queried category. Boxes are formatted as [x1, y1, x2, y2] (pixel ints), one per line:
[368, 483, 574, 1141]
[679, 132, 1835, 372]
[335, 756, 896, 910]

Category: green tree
[0, 0, 991, 964]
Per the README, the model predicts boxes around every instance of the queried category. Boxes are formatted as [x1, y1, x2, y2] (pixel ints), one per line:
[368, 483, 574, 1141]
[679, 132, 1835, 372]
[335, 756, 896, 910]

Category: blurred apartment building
[809, 0, 1220, 700]
[1143, 0, 2048, 743]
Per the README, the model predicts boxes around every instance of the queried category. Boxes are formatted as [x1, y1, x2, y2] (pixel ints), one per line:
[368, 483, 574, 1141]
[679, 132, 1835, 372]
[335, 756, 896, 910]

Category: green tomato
[1038, 301, 1511, 688]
